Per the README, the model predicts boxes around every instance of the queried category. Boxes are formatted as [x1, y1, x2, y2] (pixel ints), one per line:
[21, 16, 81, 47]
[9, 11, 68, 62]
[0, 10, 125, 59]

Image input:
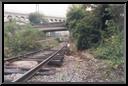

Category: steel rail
[4, 48, 51, 62]
[4, 50, 41, 61]
[12, 45, 66, 82]
[4, 47, 54, 62]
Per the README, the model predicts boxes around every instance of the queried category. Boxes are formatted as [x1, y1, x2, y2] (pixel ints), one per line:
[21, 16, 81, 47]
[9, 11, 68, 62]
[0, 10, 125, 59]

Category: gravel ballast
[27, 53, 125, 82]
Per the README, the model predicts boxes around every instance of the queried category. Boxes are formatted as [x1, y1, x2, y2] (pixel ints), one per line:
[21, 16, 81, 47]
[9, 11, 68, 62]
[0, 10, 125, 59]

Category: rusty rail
[12, 45, 66, 82]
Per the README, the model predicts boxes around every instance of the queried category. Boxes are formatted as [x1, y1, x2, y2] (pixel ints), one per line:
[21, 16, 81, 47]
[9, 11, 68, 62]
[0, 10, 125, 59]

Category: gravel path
[28, 52, 125, 82]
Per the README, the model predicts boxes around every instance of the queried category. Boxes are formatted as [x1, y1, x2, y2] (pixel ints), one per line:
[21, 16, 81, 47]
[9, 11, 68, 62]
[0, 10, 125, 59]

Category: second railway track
[4, 43, 68, 83]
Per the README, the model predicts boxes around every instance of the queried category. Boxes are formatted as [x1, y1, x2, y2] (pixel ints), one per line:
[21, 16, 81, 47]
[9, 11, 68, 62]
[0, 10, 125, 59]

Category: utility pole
[36, 4, 39, 13]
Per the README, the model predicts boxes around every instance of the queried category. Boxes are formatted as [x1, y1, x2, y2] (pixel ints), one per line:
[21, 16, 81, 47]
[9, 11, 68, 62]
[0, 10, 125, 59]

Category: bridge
[32, 22, 67, 32]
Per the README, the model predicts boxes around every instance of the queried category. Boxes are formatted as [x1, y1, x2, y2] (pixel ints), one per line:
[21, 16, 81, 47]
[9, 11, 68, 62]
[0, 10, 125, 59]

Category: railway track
[4, 43, 68, 83]
[4, 48, 51, 62]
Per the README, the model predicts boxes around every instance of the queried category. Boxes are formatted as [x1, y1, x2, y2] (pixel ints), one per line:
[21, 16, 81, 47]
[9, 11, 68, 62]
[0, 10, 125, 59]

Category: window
[50, 19, 53, 21]
[55, 19, 57, 22]
[59, 20, 61, 22]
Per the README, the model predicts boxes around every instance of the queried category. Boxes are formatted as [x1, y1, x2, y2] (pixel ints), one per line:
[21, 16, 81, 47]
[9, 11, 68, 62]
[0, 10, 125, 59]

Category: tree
[28, 13, 48, 25]
[66, 4, 124, 50]
[66, 4, 124, 66]
[66, 4, 102, 50]
[91, 4, 113, 32]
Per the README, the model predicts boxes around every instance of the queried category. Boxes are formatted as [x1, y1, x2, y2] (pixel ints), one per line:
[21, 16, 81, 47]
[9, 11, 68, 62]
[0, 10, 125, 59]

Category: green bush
[4, 20, 44, 57]
[39, 38, 59, 49]
[55, 38, 61, 43]
[66, 4, 124, 66]
[92, 32, 124, 65]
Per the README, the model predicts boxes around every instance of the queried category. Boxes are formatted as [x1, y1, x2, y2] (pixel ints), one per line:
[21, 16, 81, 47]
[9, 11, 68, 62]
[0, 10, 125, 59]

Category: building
[4, 11, 66, 24]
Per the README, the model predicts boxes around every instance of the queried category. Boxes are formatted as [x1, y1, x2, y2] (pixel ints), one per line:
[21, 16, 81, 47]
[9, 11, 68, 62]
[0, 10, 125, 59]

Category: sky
[4, 4, 71, 17]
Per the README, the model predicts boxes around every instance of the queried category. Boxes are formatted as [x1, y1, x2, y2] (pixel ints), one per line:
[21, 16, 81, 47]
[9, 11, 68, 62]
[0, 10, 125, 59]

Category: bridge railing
[32, 22, 66, 28]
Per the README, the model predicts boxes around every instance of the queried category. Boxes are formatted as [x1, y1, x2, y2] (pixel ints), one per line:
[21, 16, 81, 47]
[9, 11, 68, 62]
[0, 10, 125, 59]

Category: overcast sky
[4, 4, 71, 17]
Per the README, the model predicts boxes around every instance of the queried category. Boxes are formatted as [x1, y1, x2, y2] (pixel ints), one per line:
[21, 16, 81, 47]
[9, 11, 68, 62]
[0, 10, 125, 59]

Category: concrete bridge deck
[35, 27, 67, 32]
[32, 22, 67, 32]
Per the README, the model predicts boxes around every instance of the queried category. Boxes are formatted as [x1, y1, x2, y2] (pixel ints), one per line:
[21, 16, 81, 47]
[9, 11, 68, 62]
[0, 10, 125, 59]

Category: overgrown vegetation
[66, 4, 124, 66]
[38, 38, 59, 49]
[28, 12, 48, 25]
[4, 20, 45, 57]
